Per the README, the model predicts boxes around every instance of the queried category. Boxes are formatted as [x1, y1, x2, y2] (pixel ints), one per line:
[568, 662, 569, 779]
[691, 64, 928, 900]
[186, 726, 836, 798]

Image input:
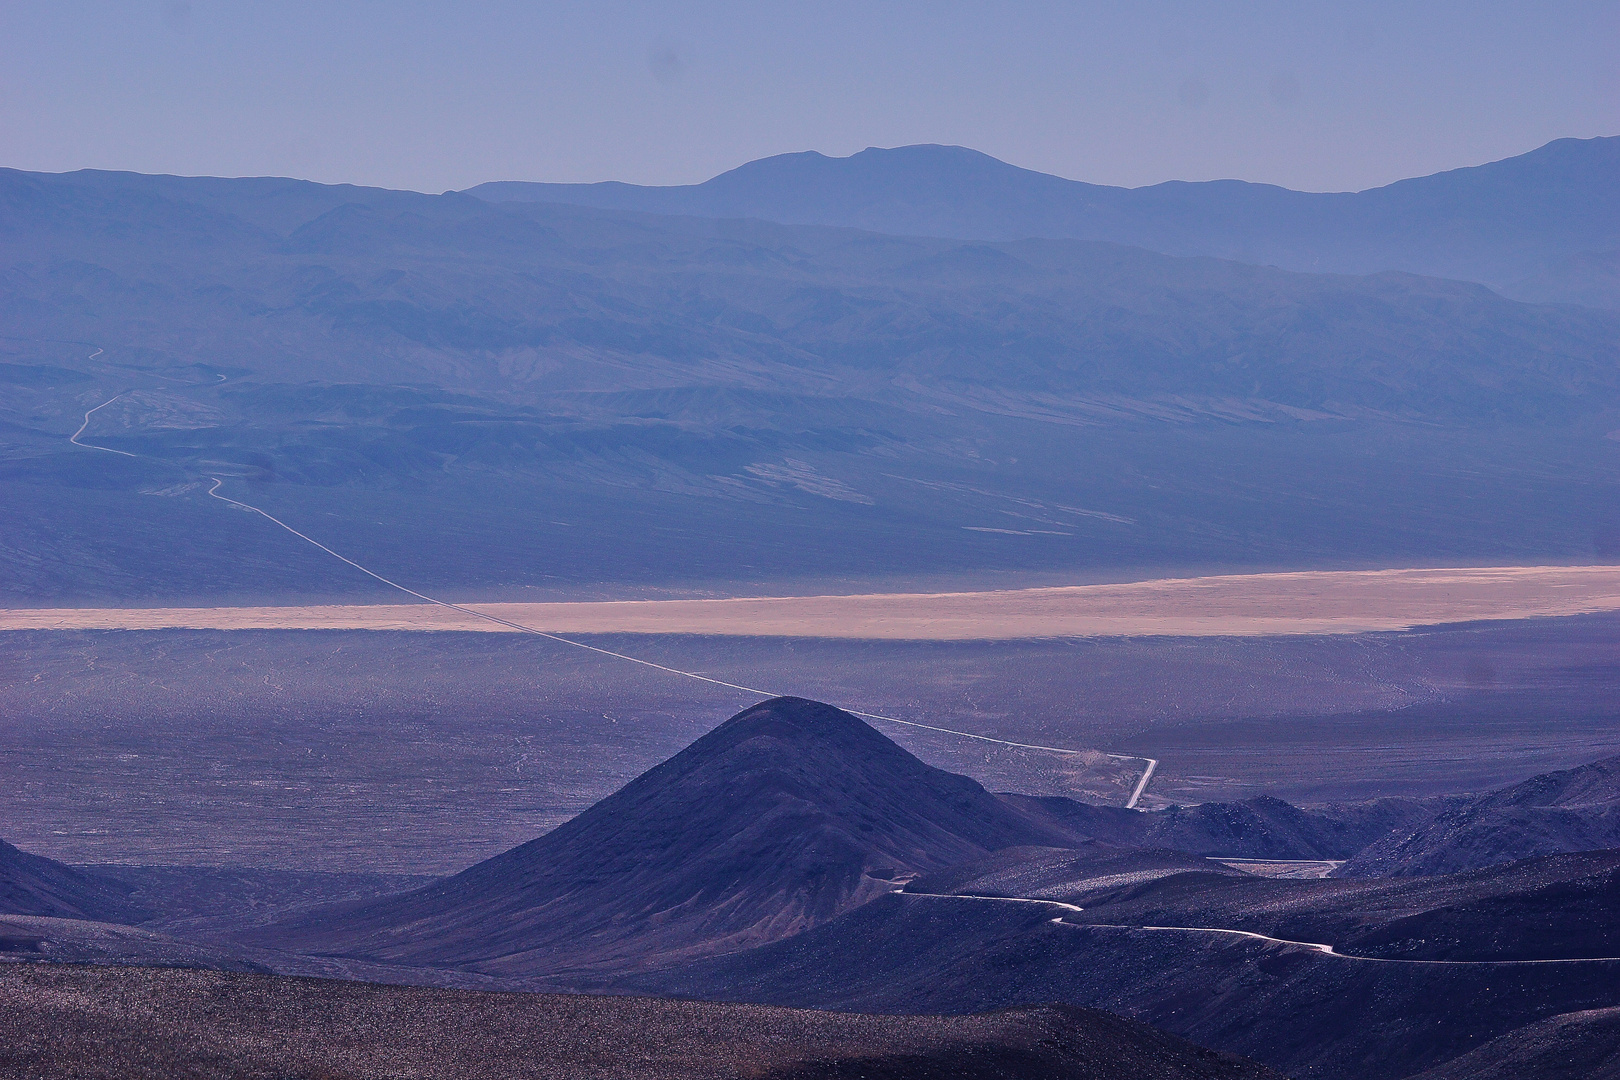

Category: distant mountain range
[469, 137, 1620, 310]
[5, 161, 1620, 600]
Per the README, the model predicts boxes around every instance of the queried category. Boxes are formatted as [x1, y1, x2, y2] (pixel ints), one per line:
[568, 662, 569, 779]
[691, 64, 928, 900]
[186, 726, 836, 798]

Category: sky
[2, 1, 1616, 194]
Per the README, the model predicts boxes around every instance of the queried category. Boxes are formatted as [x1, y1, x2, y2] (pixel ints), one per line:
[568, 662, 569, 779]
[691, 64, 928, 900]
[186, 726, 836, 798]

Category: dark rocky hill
[252, 697, 1079, 976]
[1008, 792, 1439, 860]
[1409, 1005, 1620, 1080]
[469, 136, 1620, 308]
[0, 963, 1284, 1080]
[1341, 755, 1620, 876]
[0, 837, 144, 923]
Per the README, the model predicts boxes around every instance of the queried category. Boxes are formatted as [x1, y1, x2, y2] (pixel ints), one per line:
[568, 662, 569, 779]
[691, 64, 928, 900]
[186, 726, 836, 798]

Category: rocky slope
[1341, 755, 1620, 876]
[251, 697, 1079, 976]
[0, 837, 144, 923]
[1009, 792, 1438, 860]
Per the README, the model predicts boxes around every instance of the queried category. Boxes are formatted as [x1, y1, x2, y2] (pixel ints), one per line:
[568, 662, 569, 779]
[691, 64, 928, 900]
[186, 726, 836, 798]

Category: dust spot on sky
[648, 44, 684, 86]
[1269, 72, 1301, 106]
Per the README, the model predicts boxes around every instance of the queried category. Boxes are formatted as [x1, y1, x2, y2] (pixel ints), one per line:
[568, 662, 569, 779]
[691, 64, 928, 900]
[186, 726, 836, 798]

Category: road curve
[1065, 921, 1620, 965]
[905, 892, 1620, 964]
[898, 891, 1087, 915]
[69, 395, 138, 457]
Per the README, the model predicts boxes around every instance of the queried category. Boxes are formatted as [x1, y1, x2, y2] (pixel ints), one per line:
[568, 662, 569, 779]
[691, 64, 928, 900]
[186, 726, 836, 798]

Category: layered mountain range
[4, 139, 1620, 600]
[470, 136, 1620, 309]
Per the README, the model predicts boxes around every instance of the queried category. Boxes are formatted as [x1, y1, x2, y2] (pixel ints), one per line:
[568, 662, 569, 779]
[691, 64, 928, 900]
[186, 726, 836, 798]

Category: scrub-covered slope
[1342, 755, 1620, 876]
[255, 698, 1078, 976]
[0, 964, 1286, 1080]
[0, 837, 144, 923]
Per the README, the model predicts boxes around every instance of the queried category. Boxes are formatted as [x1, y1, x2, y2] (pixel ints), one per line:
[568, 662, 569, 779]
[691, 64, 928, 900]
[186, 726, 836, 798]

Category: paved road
[901, 892, 1088, 915]
[1125, 758, 1157, 809]
[69, 394, 137, 457]
[60, 389, 1161, 807]
[204, 481, 1160, 805]
[905, 892, 1620, 965]
[1070, 921, 1620, 965]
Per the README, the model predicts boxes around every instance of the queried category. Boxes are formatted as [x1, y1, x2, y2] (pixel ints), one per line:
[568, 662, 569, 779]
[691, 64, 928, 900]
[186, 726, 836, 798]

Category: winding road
[906, 892, 1620, 965]
[69, 394, 137, 457]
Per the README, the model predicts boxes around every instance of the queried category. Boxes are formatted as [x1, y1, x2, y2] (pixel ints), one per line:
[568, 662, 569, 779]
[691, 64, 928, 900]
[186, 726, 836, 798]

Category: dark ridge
[249, 697, 1080, 976]
[0, 837, 146, 924]
[1341, 754, 1620, 876]
[1006, 791, 1433, 860]
[1409, 1005, 1620, 1080]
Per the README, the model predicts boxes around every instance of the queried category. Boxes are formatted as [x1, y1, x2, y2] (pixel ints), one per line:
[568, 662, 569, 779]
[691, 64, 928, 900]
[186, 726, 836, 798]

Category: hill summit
[257, 697, 1078, 977]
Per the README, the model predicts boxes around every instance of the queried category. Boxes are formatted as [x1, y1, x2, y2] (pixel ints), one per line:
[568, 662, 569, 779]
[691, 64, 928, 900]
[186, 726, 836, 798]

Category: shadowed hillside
[1410, 1006, 1620, 1080]
[1341, 755, 1620, 876]
[636, 875, 1620, 1080]
[0, 838, 144, 924]
[252, 697, 1079, 976]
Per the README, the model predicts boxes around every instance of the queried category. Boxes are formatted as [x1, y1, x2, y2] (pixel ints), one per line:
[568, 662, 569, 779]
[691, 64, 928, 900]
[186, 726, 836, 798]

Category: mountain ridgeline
[5, 152, 1620, 600]
[468, 136, 1620, 309]
[1340, 755, 1620, 877]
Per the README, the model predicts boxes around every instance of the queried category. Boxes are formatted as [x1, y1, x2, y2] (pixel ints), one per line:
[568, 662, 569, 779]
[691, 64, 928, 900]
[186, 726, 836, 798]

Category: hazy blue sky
[3, 2, 1615, 193]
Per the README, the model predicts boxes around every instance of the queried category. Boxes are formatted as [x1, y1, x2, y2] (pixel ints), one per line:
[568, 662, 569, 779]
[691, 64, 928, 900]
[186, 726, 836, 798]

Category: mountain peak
[465, 136, 1620, 305]
[676, 694, 901, 762]
[254, 699, 1078, 976]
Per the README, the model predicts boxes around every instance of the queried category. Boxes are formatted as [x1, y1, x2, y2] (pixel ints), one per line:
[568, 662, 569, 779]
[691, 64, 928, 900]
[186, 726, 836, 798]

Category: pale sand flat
[4, 565, 1620, 639]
